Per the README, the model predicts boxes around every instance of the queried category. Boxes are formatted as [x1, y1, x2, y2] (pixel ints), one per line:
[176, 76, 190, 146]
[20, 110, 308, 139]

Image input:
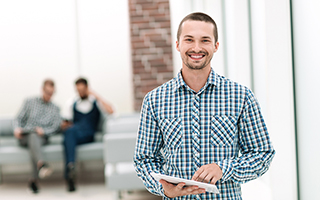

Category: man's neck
[41, 96, 49, 103]
[181, 66, 211, 93]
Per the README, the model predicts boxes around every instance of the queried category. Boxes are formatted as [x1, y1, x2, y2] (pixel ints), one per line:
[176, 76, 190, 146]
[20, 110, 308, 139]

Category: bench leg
[112, 190, 121, 200]
[0, 165, 2, 184]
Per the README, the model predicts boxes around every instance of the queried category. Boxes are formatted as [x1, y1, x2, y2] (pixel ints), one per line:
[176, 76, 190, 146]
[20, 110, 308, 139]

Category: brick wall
[128, 0, 174, 111]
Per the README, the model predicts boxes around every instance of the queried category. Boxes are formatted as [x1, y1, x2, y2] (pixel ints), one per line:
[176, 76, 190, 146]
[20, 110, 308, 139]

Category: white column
[249, 0, 268, 109]
[241, 1, 272, 199]
[264, 0, 298, 199]
[245, 1, 298, 200]
[221, 0, 252, 87]
[291, 0, 320, 199]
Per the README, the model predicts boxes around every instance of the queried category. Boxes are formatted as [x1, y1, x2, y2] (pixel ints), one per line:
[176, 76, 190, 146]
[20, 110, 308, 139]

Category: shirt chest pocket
[159, 118, 183, 153]
[210, 115, 237, 146]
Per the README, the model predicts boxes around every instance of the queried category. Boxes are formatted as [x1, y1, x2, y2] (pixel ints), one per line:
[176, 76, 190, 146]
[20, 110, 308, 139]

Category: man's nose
[192, 41, 202, 52]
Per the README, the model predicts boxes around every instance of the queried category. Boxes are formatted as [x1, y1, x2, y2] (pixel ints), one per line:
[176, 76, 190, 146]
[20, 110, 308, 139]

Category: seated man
[61, 77, 114, 192]
[14, 79, 61, 193]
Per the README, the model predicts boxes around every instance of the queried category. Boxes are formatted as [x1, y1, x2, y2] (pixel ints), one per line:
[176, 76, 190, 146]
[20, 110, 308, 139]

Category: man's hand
[35, 127, 44, 136]
[14, 127, 23, 139]
[88, 88, 96, 98]
[61, 121, 72, 130]
[159, 179, 205, 198]
[88, 88, 114, 114]
[192, 163, 223, 184]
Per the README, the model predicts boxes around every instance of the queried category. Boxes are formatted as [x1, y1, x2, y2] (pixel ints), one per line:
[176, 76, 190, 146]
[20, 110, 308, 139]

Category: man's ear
[176, 40, 180, 52]
[214, 41, 219, 53]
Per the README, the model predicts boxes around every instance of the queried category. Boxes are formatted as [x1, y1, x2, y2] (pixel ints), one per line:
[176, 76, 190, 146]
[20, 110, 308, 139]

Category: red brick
[129, 0, 173, 111]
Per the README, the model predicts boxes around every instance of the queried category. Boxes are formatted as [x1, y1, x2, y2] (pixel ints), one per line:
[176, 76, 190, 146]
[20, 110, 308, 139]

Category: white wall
[0, 0, 77, 115]
[0, 0, 133, 116]
[76, 0, 133, 114]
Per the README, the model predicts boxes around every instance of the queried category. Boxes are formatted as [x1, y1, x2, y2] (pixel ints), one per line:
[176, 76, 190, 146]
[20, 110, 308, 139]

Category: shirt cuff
[150, 173, 166, 197]
[217, 159, 234, 182]
[158, 184, 166, 197]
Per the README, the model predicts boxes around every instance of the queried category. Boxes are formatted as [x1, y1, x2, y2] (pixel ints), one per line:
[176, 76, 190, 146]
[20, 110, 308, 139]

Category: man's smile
[187, 52, 207, 61]
[189, 54, 205, 60]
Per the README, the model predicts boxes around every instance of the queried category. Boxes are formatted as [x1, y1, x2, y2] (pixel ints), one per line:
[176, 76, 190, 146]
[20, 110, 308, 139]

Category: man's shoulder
[26, 96, 38, 101]
[50, 101, 60, 110]
[23, 96, 40, 104]
[216, 73, 250, 92]
[216, 74, 256, 103]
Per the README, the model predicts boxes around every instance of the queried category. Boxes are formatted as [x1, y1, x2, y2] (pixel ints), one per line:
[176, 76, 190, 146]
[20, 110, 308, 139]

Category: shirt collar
[38, 96, 51, 104]
[174, 68, 218, 92]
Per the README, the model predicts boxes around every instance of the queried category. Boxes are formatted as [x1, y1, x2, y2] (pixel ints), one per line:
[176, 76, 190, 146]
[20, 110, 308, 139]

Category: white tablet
[150, 172, 219, 194]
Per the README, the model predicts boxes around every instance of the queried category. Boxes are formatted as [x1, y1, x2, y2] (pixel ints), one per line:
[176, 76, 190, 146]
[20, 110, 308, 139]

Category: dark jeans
[63, 125, 94, 179]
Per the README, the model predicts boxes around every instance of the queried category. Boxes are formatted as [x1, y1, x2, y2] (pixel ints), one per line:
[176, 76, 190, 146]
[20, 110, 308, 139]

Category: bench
[0, 115, 107, 183]
[103, 113, 145, 199]
[0, 113, 146, 197]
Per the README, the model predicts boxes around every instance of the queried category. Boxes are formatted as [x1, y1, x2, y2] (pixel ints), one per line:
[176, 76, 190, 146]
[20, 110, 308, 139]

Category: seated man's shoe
[67, 163, 76, 192]
[38, 163, 53, 179]
[67, 178, 76, 192]
[29, 181, 39, 194]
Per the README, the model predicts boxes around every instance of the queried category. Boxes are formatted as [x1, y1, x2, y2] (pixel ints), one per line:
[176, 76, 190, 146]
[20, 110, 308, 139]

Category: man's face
[42, 85, 54, 102]
[76, 83, 88, 99]
[176, 20, 219, 71]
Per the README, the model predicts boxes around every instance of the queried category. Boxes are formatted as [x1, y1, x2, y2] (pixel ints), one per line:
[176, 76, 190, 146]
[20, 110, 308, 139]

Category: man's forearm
[217, 149, 275, 184]
[90, 90, 114, 114]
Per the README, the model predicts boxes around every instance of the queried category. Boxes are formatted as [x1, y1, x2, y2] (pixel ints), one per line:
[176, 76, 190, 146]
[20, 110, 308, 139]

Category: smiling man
[134, 12, 275, 199]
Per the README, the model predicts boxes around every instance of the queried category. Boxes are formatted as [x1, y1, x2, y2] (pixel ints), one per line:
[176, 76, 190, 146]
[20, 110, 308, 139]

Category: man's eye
[203, 40, 209, 42]
[186, 39, 192, 42]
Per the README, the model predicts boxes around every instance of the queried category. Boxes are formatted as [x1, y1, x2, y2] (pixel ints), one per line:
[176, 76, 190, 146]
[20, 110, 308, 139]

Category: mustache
[186, 50, 208, 55]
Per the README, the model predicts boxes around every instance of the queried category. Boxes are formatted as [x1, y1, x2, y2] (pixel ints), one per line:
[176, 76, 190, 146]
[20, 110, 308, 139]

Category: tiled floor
[0, 177, 272, 200]
[0, 181, 114, 200]
[0, 180, 162, 200]
[0, 172, 161, 200]
[0, 166, 272, 200]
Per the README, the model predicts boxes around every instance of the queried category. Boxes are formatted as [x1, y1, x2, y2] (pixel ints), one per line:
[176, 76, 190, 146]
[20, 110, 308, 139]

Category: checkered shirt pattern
[15, 97, 61, 135]
[134, 69, 275, 200]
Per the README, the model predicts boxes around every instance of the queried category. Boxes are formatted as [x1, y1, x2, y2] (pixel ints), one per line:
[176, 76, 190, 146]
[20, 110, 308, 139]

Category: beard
[182, 50, 213, 70]
[80, 94, 88, 100]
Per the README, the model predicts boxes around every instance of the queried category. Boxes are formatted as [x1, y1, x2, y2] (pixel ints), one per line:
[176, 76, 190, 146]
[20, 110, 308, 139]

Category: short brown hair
[43, 79, 54, 88]
[75, 77, 88, 86]
[177, 12, 218, 43]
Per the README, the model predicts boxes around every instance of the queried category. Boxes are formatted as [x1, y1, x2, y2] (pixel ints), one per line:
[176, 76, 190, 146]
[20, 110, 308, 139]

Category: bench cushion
[0, 133, 104, 164]
[0, 117, 14, 136]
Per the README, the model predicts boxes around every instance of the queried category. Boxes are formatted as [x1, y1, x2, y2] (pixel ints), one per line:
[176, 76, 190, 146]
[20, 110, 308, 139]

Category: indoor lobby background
[0, 0, 319, 200]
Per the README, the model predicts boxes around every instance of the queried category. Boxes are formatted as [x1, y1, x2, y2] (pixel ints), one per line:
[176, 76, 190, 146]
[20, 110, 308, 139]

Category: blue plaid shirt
[134, 69, 275, 200]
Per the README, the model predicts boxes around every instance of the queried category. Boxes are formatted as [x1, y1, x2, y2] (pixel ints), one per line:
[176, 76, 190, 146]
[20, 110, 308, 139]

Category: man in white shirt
[61, 77, 114, 191]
